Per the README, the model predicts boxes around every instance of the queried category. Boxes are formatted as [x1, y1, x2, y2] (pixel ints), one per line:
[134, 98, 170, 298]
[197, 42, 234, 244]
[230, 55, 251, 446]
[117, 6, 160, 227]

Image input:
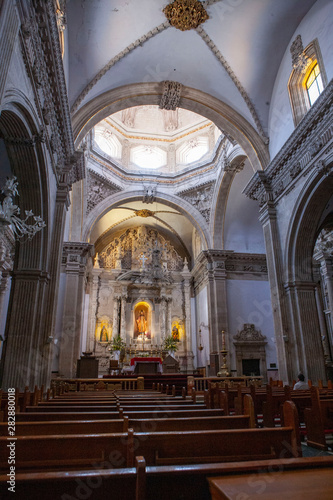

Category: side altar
[84, 225, 194, 377]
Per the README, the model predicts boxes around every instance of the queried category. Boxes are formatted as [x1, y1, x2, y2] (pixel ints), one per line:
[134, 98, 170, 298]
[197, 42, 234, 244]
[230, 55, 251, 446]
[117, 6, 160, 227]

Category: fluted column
[259, 202, 291, 383]
[86, 272, 101, 352]
[120, 289, 127, 339]
[1, 269, 50, 390]
[58, 242, 93, 378]
[285, 281, 326, 382]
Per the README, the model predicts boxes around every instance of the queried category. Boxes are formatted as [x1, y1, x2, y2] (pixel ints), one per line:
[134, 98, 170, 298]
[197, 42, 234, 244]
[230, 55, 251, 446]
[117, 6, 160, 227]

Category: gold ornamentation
[135, 209, 154, 218]
[163, 0, 209, 32]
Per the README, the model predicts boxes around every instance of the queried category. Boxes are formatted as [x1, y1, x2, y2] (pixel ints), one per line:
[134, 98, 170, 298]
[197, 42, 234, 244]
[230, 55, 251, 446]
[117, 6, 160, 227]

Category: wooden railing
[51, 377, 144, 395]
[189, 376, 263, 394]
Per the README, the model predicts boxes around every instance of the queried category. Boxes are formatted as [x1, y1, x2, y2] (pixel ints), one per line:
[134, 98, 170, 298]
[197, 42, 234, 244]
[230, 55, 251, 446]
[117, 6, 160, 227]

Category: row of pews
[0, 383, 332, 499]
[203, 380, 333, 450]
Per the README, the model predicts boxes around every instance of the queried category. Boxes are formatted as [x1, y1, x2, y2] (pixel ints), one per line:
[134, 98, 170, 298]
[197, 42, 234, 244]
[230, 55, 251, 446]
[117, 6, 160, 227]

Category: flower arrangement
[163, 335, 179, 353]
[108, 335, 126, 352]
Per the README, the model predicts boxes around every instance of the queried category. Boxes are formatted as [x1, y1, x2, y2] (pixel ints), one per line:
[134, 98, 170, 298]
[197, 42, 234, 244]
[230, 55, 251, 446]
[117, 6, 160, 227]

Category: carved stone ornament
[163, 0, 209, 31]
[135, 209, 154, 218]
[234, 324, 267, 343]
[159, 81, 182, 111]
[290, 35, 310, 73]
[143, 185, 156, 204]
[178, 181, 215, 223]
[99, 225, 184, 273]
[314, 229, 333, 258]
[86, 170, 122, 214]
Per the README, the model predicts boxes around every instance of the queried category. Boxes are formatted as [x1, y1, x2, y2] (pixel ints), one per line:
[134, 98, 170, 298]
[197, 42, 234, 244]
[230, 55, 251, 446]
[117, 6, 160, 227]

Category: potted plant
[163, 335, 179, 358]
[108, 335, 126, 360]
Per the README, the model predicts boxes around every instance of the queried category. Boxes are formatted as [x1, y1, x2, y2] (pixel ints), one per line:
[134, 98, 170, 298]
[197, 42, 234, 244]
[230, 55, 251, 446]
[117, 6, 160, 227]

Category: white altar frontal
[85, 225, 194, 375]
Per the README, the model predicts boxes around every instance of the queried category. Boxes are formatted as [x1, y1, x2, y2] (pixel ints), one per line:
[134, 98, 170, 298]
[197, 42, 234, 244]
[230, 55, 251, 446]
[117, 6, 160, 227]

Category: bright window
[306, 64, 324, 106]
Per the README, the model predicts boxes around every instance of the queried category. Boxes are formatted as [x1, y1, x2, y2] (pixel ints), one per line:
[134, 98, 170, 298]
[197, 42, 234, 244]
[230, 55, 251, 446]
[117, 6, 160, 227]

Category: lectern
[76, 354, 99, 378]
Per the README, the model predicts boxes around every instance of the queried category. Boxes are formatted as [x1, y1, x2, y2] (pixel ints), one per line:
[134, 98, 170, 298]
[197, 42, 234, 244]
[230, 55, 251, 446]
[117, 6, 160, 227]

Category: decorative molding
[86, 169, 122, 214]
[71, 21, 171, 114]
[233, 323, 267, 343]
[195, 26, 269, 143]
[99, 225, 184, 274]
[243, 79, 333, 205]
[20, 0, 81, 185]
[290, 35, 311, 73]
[159, 81, 183, 111]
[143, 184, 156, 204]
[177, 181, 215, 223]
[163, 0, 209, 32]
[62, 242, 94, 272]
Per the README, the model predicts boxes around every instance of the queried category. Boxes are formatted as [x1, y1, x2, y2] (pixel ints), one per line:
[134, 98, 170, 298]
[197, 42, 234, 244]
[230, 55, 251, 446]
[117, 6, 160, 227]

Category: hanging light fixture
[0, 177, 46, 240]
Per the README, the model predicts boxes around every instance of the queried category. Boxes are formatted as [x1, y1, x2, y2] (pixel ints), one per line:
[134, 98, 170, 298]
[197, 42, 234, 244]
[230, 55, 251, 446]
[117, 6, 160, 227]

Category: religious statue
[136, 309, 148, 334]
[99, 325, 108, 342]
[172, 325, 180, 341]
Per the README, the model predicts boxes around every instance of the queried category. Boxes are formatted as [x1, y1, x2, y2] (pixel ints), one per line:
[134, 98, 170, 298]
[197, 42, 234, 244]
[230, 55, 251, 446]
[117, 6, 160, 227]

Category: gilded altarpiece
[86, 226, 194, 375]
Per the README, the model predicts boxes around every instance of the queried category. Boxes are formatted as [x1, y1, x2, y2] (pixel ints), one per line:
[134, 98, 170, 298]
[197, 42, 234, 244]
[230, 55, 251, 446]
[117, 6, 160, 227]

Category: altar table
[130, 357, 163, 374]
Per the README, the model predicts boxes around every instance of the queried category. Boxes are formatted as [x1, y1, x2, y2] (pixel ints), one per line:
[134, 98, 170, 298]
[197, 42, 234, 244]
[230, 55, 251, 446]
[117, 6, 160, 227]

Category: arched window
[288, 38, 327, 126]
[306, 63, 324, 106]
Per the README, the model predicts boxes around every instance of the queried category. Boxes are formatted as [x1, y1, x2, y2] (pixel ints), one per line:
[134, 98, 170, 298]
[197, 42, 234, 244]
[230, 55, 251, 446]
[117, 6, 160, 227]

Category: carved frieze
[86, 170, 122, 214]
[19, 1, 82, 185]
[177, 181, 215, 223]
[234, 324, 267, 343]
[99, 225, 184, 274]
[159, 81, 183, 111]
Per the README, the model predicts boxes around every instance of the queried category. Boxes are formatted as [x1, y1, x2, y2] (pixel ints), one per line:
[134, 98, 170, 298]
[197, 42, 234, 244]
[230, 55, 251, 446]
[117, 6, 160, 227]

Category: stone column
[159, 296, 167, 340]
[39, 181, 71, 388]
[113, 294, 120, 337]
[86, 271, 101, 353]
[285, 281, 326, 382]
[181, 269, 192, 353]
[58, 242, 93, 378]
[258, 202, 291, 383]
[193, 251, 231, 375]
[1, 269, 50, 390]
[120, 288, 127, 339]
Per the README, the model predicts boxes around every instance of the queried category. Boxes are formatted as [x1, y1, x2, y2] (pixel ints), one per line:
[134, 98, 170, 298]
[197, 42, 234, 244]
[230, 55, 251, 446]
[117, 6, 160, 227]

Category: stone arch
[285, 166, 333, 284]
[0, 95, 50, 390]
[72, 83, 269, 172]
[211, 150, 247, 249]
[83, 189, 212, 252]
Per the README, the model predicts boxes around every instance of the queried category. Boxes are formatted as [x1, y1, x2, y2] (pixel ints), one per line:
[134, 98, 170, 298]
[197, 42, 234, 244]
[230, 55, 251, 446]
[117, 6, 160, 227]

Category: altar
[130, 357, 163, 374]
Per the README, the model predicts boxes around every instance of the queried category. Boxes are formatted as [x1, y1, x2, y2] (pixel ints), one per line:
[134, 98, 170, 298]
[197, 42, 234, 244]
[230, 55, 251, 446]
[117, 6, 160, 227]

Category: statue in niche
[99, 325, 109, 342]
[172, 325, 180, 341]
[136, 309, 148, 334]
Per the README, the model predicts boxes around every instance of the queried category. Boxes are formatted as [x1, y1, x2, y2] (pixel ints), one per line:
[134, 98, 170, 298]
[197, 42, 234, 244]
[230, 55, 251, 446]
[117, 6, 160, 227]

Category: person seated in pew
[293, 373, 310, 390]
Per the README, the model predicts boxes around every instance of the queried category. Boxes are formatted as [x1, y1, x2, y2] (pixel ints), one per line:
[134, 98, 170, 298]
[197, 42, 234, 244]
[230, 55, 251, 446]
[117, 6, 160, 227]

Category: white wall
[224, 160, 265, 253]
[226, 279, 277, 373]
[268, 0, 333, 159]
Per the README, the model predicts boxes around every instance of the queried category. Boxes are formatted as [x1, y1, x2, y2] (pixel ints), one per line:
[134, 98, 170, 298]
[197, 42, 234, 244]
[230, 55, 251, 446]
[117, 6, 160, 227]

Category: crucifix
[139, 253, 148, 269]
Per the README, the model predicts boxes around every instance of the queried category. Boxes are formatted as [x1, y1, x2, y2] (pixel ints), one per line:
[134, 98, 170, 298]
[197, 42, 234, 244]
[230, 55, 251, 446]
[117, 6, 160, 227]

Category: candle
[222, 330, 226, 348]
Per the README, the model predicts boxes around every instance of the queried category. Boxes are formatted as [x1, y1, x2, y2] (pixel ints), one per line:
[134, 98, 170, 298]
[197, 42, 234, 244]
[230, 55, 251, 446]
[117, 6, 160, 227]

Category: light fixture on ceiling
[163, 0, 209, 32]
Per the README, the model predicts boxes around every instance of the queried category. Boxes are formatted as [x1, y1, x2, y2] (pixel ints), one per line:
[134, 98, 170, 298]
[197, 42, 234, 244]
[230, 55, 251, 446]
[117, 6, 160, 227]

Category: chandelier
[0, 177, 46, 240]
[163, 0, 209, 31]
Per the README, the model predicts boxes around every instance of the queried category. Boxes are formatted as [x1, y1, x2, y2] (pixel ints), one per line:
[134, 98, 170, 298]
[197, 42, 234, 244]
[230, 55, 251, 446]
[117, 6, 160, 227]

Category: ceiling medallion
[163, 0, 209, 32]
[135, 209, 154, 218]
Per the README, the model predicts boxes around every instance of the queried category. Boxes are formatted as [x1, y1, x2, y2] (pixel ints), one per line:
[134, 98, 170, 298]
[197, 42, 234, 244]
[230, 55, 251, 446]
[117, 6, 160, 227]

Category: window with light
[306, 64, 324, 106]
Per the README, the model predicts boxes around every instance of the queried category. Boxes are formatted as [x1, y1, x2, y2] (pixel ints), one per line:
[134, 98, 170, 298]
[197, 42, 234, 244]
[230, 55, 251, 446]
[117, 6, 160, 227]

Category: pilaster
[58, 242, 93, 378]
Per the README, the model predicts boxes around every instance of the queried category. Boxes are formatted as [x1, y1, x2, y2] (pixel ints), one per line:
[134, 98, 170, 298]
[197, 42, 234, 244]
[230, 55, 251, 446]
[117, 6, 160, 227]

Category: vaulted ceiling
[66, 0, 318, 256]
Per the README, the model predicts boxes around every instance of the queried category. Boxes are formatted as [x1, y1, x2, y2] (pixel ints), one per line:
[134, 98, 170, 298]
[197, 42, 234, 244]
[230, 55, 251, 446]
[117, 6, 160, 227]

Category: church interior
[0, 1, 333, 497]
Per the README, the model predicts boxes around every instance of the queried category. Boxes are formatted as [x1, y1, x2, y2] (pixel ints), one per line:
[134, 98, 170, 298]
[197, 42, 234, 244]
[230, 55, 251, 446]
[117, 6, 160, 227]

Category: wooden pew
[129, 401, 301, 466]
[0, 418, 129, 436]
[304, 386, 333, 450]
[15, 411, 122, 421]
[119, 408, 225, 420]
[0, 432, 131, 473]
[128, 415, 252, 433]
[3, 455, 333, 500]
